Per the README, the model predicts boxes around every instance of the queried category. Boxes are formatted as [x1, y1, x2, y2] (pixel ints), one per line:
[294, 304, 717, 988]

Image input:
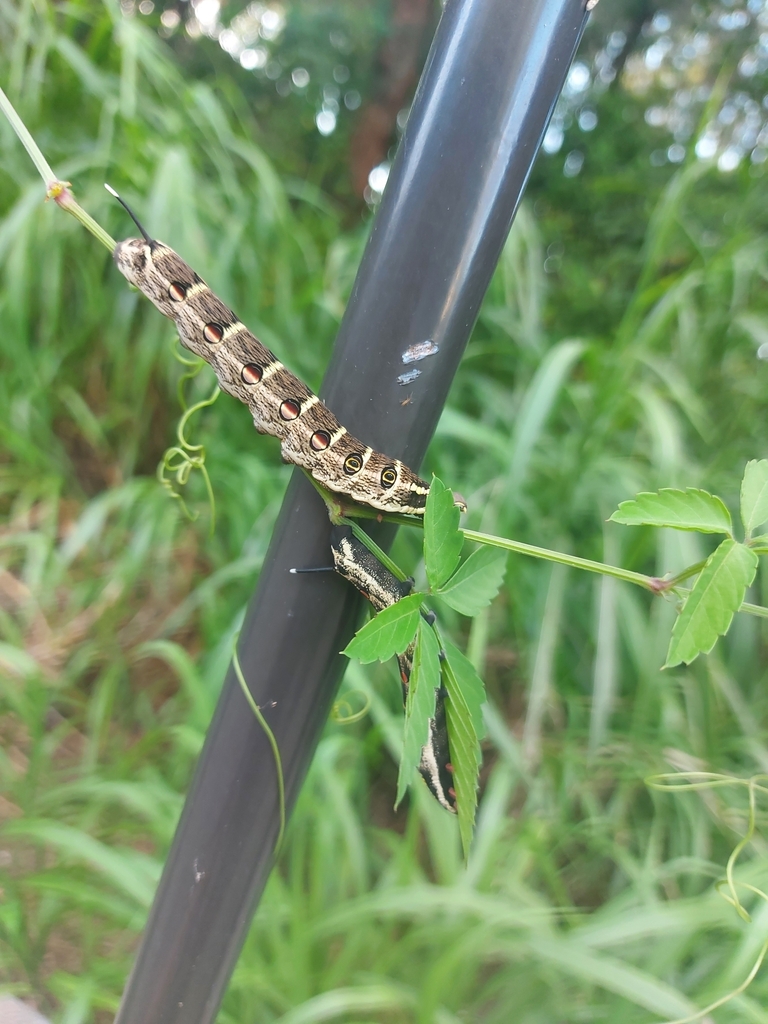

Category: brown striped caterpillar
[110, 193, 459, 811]
[329, 526, 455, 812]
[113, 233, 447, 517]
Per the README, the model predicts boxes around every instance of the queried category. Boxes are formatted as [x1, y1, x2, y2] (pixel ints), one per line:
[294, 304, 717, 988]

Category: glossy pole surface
[115, 0, 589, 1021]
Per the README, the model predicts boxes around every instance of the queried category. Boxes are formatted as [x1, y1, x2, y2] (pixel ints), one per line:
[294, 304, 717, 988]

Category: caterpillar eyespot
[168, 282, 187, 302]
[203, 322, 224, 344]
[381, 466, 397, 489]
[241, 364, 263, 384]
[310, 430, 331, 451]
[344, 453, 364, 475]
[279, 399, 301, 421]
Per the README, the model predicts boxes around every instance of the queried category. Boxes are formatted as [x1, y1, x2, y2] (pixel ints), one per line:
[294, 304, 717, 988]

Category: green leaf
[343, 593, 422, 664]
[609, 488, 732, 535]
[740, 460, 768, 536]
[665, 538, 758, 668]
[424, 475, 463, 591]
[396, 621, 439, 807]
[442, 646, 484, 860]
[437, 546, 507, 616]
[442, 639, 487, 741]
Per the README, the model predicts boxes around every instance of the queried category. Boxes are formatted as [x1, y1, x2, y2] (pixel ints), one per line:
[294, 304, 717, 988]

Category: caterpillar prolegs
[330, 526, 455, 812]
[113, 236, 448, 517]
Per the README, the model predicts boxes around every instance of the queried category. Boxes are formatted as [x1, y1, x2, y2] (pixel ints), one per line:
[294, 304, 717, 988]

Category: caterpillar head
[114, 238, 201, 320]
[114, 237, 155, 292]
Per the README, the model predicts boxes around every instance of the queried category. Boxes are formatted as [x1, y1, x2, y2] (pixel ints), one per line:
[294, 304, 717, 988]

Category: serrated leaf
[442, 639, 487, 740]
[740, 460, 768, 536]
[396, 621, 439, 807]
[343, 593, 422, 663]
[437, 546, 507, 616]
[609, 488, 732, 535]
[442, 649, 483, 860]
[424, 476, 463, 590]
[665, 538, 757, 668]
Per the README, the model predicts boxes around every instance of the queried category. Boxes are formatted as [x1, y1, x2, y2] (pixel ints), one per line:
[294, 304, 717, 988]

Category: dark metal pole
[115, 0, 589, 1021]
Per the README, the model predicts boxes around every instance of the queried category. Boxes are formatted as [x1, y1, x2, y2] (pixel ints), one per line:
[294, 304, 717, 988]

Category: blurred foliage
[3, 1, 768, 1022]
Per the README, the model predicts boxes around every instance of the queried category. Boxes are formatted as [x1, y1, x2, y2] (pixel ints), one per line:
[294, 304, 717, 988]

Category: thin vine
[232, 641, 286, 857]
[647, 772, 768, 1022]
[331, 691, 372, 725]
[157, 346, 220, 534]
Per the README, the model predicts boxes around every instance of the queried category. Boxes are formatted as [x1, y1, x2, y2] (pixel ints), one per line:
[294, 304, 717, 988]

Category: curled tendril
[331, 690, 372, 725]
[158, 344, 220, 534]
[646, 771, 768, 1023]
[232, 637, 286, 858]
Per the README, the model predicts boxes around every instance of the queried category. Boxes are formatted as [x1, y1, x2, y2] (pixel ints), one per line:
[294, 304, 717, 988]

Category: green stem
[52, 184, 116, 253]
[334, 499, 768, 626]
[177, 383, 220, 452]
[666, 587, 768, 622]
[313, 480, 655, 592]
[0, 85, 56, 182]
[307, 476, 768, 617]
[338, 517, 409, 582]
[0, 86, 116, 253]
[232, 643, 285, 857]
[462, 529, 768, 616]
[663, 559, 709, 589]
[736, 601, 768, 621]
[461, 527, 657, 591]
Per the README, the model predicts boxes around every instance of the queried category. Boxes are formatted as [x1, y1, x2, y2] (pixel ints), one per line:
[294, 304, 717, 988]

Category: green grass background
[3, 2, 768, 1022]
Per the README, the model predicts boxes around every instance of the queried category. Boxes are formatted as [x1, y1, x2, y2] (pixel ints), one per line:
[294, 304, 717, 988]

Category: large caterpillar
[330, 525, 455, 812]
[113, 235, 441, 517]
[110, 199, 458, 811]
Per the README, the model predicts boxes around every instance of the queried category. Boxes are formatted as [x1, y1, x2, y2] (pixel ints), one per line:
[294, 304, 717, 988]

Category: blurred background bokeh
[3, 0, 768, 1020]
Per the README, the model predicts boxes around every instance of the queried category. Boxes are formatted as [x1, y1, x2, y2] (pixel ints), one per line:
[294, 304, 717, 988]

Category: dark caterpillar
[113, 236, 448, 517]
[330, 525, 455, 812]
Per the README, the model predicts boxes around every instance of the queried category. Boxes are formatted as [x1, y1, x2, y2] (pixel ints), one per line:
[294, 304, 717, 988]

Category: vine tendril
[232, 639, 286, 858]
[331, 691, 372, 725]
[647, 771, 768, 1022]
[158, 344, 220, 534]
